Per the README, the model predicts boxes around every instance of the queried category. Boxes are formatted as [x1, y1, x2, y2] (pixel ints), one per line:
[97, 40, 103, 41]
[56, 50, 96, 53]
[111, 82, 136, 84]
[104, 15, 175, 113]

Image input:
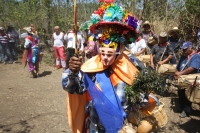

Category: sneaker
[36, 72, 39, 77]
[179, 110, 187, 118]
[3, 62, 6, 65]
[8, 61, 14, 64]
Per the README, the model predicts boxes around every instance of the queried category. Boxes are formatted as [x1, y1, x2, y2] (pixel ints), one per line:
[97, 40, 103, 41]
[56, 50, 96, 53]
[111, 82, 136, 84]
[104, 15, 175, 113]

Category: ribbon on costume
[84, 70, 125, 133]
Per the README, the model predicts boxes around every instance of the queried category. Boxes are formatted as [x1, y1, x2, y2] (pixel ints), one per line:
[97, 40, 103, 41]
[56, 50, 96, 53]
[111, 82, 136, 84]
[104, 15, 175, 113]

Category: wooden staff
[74, 0, 78, 54]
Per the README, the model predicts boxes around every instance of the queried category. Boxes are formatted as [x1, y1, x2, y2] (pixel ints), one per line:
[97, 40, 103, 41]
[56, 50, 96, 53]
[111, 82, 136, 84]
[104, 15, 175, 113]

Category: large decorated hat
[80, 0, 139, 52]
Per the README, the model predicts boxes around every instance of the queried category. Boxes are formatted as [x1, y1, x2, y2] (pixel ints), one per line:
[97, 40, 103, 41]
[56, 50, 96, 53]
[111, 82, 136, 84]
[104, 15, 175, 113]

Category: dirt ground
[0, 61, 199, 133]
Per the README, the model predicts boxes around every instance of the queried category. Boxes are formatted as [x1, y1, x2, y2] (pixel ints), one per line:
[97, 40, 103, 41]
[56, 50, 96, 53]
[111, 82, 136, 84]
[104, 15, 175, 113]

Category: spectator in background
[0, 27, 14, 64]
[64, 24, 84, 68]
[168, 27, 181, 64]
[6, 25, 20, 60]
[141, 21, 158, 42]
[141, 21, 158, 54]
[52, 26, 66, 70]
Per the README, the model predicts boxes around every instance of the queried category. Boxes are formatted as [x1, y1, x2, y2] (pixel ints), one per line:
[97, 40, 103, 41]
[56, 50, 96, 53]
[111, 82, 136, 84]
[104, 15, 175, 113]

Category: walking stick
[73, 0, 78, 54]
[67, 0, 78, 66]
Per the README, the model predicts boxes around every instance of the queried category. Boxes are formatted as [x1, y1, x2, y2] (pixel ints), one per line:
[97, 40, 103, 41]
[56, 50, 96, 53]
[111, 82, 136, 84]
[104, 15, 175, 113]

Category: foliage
[179, 0, 200, 41]
[124, 68, 165, 103]
[0, 0, 198, 43]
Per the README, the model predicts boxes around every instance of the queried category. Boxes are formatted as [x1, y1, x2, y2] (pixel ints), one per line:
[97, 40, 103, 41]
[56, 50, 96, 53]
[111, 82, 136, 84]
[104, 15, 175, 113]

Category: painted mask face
[100, 47, 116, 66]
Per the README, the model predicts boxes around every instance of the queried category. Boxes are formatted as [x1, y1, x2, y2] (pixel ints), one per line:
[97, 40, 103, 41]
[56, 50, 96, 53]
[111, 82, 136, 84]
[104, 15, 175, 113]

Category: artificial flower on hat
[98, 0, 115, 3]
[80, 0, 139, 52]
[94, 7, 105, 16]
[91, 14, 101, 24]
[104, 0, 115, 3]
[103, 7, 115, 21]
[126, 15, 138, 29]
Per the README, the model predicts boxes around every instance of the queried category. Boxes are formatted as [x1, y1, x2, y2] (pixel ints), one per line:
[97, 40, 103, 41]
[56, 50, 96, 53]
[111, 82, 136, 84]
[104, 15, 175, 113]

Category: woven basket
[150, 102, 168, 129]
[157, 64, 176, 75]
[137, 55, 150, 63]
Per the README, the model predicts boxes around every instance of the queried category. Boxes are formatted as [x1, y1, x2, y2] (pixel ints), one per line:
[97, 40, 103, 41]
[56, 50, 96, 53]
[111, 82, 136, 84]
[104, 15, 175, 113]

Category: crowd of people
[0, 25, 20, 64]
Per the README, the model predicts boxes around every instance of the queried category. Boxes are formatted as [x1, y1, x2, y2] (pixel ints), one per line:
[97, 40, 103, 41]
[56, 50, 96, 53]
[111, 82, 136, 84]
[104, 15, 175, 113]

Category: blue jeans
[0, 43, 14, 62]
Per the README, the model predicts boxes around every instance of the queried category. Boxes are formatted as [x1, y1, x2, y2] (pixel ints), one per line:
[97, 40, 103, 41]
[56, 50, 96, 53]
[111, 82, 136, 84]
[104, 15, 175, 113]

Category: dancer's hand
[69, 56, 83, 72]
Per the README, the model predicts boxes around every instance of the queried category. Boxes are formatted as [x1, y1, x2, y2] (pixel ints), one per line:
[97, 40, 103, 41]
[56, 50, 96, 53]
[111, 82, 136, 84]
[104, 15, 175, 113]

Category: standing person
[64, 26, 84, 68]
[61, 1, 144, 132]
[150, 32, 173, 70]
[174, 41, 200, 118]
[0, 27, 14, 64]
[168, 27, 181, 63]
[141, 21, 158, 54]
[30, 24, 37, 34]
[141, 21, 158, 43]
[6, 25, 20, 60]
[52, 26, 66, 70]
[22, 27, 40, 78]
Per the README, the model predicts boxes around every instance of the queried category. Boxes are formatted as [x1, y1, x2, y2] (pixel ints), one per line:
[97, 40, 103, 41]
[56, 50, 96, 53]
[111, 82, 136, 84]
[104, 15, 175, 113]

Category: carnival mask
[100, 47, 116, 66]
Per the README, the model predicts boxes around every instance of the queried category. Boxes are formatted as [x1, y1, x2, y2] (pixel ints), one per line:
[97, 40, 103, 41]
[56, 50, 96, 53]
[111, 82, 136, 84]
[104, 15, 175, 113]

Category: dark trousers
[178, 89, 191, 112]
[8, 42, 18, 59]
[66, 49, 70, 69]
[0, 43, 13, 62]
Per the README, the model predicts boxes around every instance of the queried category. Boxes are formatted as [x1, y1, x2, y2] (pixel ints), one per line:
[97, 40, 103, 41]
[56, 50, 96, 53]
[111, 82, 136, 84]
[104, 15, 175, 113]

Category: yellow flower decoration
[102, 32, 110, 39]
[124, 11, 133, 20]
[100, 2, 112, 10]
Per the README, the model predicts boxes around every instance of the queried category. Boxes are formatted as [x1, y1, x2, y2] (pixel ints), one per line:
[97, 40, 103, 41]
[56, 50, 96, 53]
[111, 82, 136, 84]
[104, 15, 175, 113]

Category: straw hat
[159, 31, 168, 37]
[0, 27, 4, 30]
[168, 27, 179, 35]
[142, 21, 151, 28]
[148, 36, 158, 45]
[23, 27, 34, 35]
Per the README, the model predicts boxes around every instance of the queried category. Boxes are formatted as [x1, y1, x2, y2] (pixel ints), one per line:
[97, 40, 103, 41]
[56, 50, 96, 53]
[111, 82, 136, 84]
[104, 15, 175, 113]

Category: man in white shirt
[64, 29, 84, 50]
[129, 33, 146, 56]
[52, 26, 66, 69]
[64, 28, 84, 68]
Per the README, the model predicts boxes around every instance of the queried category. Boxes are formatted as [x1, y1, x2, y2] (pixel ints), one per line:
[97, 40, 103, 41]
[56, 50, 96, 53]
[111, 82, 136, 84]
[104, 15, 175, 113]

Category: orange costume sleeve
[66, 93, 87, 133]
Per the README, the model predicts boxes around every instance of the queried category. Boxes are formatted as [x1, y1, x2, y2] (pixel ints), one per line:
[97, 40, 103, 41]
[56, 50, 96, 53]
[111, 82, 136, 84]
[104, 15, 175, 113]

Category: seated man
[174, 41, 200, 117]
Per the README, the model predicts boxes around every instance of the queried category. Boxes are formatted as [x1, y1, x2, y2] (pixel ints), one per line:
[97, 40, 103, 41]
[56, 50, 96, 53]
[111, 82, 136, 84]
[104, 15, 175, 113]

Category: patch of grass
[42, 52, 55, 66]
